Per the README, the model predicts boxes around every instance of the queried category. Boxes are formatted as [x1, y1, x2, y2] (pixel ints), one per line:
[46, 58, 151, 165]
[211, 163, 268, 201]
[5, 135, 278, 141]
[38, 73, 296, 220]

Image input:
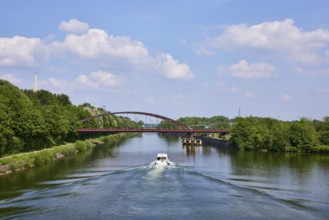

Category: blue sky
[1, 0, 329, 120]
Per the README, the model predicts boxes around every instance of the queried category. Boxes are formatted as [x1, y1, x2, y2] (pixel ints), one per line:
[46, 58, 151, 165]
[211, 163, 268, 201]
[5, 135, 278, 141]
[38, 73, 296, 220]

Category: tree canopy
[158, 113, 329, 152]
[158, 115, 230, 130]
[229, 116, 328, 152]
[0, 80, 139, 156]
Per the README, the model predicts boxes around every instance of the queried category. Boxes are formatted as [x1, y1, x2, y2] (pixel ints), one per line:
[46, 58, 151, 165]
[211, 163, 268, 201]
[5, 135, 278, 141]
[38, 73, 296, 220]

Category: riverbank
[0, 133, 131, 176]
[198, 136, 329, 153]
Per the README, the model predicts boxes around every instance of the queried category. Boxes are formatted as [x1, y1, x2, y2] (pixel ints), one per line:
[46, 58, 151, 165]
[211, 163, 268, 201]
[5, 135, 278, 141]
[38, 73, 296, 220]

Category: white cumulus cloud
[89, 70, 122, 87]
[59, 19, 89, 34]
[55, 20, 193, 80]
[58, 28, 150, 64]
[75, 71, 122, 89]
[156, 53, 193, 80]
[218, 60, 275, 79]
[206, 19, 329, 63]
[0, 19, 193, 81]
[40, 71, 122, 92]
[0, 36, 49, 67]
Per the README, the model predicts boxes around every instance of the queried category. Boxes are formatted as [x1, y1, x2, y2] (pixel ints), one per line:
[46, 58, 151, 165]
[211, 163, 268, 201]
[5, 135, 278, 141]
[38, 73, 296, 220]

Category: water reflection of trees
[157, 134, 180, 145]
[0, 137, 132, 201]
[228, 151, 329, 188]
[0, 149, 94, 200]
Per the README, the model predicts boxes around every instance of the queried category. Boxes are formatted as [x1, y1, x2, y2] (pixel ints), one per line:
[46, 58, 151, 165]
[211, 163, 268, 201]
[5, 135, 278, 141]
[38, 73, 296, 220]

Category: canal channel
[0, 133, 328, 219]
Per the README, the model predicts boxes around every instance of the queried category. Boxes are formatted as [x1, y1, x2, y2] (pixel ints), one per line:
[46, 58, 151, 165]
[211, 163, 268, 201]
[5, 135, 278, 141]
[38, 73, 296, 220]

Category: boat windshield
[157, 157, 167, 160]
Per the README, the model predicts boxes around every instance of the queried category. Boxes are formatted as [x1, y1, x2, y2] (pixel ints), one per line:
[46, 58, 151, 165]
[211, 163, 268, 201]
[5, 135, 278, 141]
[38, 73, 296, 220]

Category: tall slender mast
[33, 72, 38, 92]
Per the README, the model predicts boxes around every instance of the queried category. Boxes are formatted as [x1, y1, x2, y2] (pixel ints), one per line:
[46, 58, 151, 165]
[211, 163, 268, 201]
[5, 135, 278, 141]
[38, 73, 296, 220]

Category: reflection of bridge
[78, 111, 228, 135]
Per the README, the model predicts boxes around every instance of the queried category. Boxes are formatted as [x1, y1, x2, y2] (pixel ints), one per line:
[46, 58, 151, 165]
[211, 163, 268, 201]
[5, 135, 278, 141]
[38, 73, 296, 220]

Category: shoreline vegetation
[159, 116, 329, 153]
[0, 133, 131, 176]
[0, 80, 140, 158]
[229, 116, 329, 153]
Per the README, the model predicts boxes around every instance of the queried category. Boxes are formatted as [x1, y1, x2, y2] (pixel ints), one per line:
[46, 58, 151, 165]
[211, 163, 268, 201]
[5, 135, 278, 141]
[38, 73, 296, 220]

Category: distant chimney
[33, 72, 38, 92]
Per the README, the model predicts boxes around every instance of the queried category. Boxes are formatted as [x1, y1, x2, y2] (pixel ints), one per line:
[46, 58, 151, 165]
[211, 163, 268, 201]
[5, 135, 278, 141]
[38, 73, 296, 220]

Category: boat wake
[145, 153, 176, 181]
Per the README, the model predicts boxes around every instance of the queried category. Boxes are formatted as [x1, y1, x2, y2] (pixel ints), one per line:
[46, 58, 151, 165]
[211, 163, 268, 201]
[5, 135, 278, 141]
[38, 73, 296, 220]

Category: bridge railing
[78, 111, 229, 135]
[77, 128, 228, 134]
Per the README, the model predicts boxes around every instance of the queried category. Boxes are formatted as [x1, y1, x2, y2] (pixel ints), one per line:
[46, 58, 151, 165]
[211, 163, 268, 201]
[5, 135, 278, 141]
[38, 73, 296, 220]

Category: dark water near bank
[0, 134, 329, 219]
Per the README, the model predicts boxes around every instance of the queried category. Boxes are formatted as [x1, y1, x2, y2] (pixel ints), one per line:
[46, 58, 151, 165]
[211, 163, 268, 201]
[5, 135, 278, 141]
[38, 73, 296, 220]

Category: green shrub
[9, 160, 27, 170]
[86, 141, 94, 149]
[75, 141, 87, 152]
[101, 136, 111, 144]
[33, 152, 53, 166]
[285, 146, 298, 152]
[310, 145, 329, 153]
[60, 146, 78, 156]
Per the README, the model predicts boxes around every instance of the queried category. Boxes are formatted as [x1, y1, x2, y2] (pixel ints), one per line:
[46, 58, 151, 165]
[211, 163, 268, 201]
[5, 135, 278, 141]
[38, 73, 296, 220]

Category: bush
[86, 141, 94, 149]
[75, 141, 87, 152]
[310, 145, 329, 153]
[33, 152, 53, 166]
[9, 160, 27, 170]
[102, 136, 114, 144]
[284, 146, 298, 152]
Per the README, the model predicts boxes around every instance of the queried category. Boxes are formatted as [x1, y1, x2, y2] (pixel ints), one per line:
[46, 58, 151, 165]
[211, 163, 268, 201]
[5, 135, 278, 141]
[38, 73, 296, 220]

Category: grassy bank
[0, 133, 130, 176]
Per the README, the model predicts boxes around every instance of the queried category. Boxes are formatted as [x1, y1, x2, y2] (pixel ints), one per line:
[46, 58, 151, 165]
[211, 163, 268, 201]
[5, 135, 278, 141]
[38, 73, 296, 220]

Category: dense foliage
[2, 79, 328, 155]
[0, 80, 139, 156]
[158, 116, 230, 130]
[230, 116, 329, 152]
[158, 114, 329, 153]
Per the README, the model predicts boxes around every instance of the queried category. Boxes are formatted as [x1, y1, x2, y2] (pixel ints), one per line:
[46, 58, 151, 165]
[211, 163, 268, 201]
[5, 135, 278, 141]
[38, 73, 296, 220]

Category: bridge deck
[77, 128, 228, 134]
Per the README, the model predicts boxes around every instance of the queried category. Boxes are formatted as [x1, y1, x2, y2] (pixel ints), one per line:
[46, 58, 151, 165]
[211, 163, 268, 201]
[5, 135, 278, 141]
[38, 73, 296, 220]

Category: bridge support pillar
[182, 137, 202, 146]
[183, 132, 202, 146]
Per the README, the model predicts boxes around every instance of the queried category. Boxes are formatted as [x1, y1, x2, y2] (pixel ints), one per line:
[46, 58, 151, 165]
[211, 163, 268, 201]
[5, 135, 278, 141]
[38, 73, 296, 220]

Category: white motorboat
[154, 153, 172, 166]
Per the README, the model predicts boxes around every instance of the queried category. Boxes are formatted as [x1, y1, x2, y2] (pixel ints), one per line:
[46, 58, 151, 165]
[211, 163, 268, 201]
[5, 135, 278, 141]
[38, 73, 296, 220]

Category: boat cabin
[156, 153, 168, 161]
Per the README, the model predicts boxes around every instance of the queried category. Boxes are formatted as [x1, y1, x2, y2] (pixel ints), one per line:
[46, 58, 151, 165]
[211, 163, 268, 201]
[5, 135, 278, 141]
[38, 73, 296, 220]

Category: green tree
[289, 118, 318, 152]
[315, 117, 329, 145]
[209, 116, 230, 129]
[270, 121, 290, 151]
[230, 117, 273, 150]
[1, 80, 141, 156]
[229, 117, 254, 150]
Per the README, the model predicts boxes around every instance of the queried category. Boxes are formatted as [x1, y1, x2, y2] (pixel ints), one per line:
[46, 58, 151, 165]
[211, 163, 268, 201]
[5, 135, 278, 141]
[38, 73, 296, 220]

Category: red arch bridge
[77, 111, 228, 135]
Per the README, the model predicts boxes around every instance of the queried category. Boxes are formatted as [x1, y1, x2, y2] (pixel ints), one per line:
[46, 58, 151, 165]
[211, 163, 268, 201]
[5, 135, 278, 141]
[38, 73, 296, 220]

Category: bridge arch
[81, 111, 191, 130]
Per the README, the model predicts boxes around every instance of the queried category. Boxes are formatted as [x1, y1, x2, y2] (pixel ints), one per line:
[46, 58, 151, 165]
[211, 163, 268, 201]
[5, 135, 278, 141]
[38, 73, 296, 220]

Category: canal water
[0, 134, 329, 219]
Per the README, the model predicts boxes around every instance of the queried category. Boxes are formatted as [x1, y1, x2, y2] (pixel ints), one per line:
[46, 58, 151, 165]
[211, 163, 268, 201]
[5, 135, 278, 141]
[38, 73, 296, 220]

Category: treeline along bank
[0, 80, 139, 157]
[1, 79, 329, 156]
[159, 113, 329, 153]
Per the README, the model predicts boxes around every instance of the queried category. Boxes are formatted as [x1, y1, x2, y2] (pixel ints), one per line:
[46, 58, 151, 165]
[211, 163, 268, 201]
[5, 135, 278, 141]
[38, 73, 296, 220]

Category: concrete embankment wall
[161, 133, 232, 149]
[196, 136, 232, 148]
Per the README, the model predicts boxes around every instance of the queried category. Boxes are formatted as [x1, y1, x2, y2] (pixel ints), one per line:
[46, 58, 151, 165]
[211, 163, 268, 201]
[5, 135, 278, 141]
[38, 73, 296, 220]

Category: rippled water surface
[1, 134, 329, 219]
